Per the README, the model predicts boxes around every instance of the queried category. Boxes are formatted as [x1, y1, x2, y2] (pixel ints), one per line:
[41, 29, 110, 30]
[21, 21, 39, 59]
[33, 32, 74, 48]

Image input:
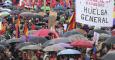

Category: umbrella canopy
[19, 35, 48, 44]
[101, 51, 115, 60]
[6, 38, 24, 44]
[88, 30, 111, 36]
[9, 10, 21, 15]
[20, 12, 36, 18]
[19, 44, 42, 51]
[68, 34, 88, 42]
[15, 42, 36, 49]
[41, 6, 50, 11]
[32, 29, 59, 37]
[43, 44, 65, 52]
[104, 36, 115, 45]
[57, 49, 81, 55]
[43, 38, 71, 47]
[0, 12, 10, 17]
[62, 30, 82, 37]
[99, 33, 111, 41]
[54, 43, 73, 48]
[71, 40, 93, 48]
[0, 44, 6, 52]
[75, 28, 87, 35]
[38, 12, 47, 17]
[0, 7, 11, 12]
[28, 30, 37, 34]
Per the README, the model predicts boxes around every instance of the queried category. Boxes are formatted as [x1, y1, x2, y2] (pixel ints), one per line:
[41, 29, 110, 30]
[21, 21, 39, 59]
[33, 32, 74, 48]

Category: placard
[76, 0, 114, 27]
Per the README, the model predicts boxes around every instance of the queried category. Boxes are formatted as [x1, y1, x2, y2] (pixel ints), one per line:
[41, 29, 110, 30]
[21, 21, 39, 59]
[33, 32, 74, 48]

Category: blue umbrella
[57, 49, 81, 55]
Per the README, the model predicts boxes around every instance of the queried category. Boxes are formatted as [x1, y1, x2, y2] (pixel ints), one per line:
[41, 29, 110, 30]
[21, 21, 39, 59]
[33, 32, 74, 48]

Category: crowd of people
[0, 0, 114, 60]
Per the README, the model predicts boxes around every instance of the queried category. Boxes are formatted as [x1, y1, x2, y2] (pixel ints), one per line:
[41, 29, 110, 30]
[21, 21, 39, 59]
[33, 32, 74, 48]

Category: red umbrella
[32, 29, 59, 38]
[71, 40, 93, 48]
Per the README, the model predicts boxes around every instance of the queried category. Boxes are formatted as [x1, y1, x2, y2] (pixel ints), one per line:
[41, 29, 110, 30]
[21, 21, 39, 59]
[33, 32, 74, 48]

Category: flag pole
[44, 0, 46, 13]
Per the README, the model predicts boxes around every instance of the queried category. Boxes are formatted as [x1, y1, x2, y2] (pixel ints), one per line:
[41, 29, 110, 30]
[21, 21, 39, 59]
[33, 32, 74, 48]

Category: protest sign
[76, 0, 114, 27]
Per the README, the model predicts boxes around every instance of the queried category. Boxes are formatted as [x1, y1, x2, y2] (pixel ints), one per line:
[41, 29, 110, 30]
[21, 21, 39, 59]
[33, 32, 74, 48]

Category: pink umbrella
[71, 40, 93, 48]
[32, 29, 59, 38]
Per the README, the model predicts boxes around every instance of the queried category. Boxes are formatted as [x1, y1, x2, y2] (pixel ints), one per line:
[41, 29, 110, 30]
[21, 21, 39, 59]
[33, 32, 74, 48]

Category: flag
[15, 15, 20, 38]
[50, 0, 57, 8]
[93, 44, 97, 60]
[67, 12, 76, 31]
[46, 0, 50, 4]
[37, 0, 42, 7]
[60, 0, 64, 7]
[23, 23, 28, 42]
[65, 0, 70, 7]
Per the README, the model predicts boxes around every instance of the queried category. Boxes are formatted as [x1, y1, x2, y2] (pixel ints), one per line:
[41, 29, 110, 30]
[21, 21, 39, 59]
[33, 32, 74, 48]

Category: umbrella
[88, 30, 111, 36]
[68, 34, 88, 42]
[41, 6, 50, 11]
[0, 12, 10, 17]
[9, 10, 21, 15]
[43, 44, 65, 51]
[0, 7, 11, 12]
[75, 28, 87, 35]
[38, 12, 46, 17]
[99, 33, 111, 41]
[62, 30, 82, 37]
[53, 43, 73, 48]
[19, 35, 48, 44]
[15, 42, 36, 49]
[104, 36, 115, 45]
[19, 44, 42, 51]
[101, 51, 115, 60]
[6, 38, 24, 44]
[20, 12, 35, 18]
[32, 29, 59, 37]
[28, 30, 37, 34]
[0, 44, 6, 52]
[57, 49, 81, 55]
[71, 40, 93, 48]
[43, 38, 71, 47]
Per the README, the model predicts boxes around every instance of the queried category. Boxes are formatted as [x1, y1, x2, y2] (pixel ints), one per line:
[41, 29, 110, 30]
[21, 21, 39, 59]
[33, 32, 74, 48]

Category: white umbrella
[20, 44, 41, 50]
[57, 49, 81, 55]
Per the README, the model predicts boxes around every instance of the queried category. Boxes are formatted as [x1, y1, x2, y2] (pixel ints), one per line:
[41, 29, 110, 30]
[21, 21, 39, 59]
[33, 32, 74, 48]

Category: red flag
[60, 0, 64, 6]
[23, 23, 28, 42]
[67, 12, 76, 31]
[37, 0, 42, 7]
[15, 15, 20, 38]
[46, 0, 50, 4]
[50, 0, 57, 8]
[12, 0, 16, 5]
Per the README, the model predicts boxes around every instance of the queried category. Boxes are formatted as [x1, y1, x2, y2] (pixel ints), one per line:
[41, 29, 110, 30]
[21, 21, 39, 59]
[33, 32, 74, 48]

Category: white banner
[76, 0, 114, 27]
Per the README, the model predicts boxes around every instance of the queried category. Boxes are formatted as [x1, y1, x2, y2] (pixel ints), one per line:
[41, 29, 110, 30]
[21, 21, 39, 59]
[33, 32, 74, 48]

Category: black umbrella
[101, 51, 115, 60]
[15, 42, 36, 49]
[62, 30, 82, 37]
[104, 36, 115, 45]
[19, 35, 48, 44]
[43, 38, 71, 47]
[88, 30, 111, 37]
[0, 44, 6, 52]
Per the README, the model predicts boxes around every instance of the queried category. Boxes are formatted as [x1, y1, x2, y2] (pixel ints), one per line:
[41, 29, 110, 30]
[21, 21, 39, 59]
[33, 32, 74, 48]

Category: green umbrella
[0, 12, 10, 17]
[41, 6, 50, 11]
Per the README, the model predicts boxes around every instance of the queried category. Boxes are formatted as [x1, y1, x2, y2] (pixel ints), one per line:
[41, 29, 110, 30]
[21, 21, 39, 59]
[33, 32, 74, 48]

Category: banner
[76, 0, 114, 27]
